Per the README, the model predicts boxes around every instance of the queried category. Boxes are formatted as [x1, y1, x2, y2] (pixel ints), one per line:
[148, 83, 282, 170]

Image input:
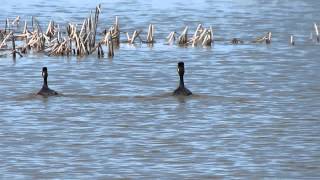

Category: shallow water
[0, 0, 320, 179]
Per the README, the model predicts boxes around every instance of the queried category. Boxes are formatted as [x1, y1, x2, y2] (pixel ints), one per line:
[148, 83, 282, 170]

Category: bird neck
[179, 75, 184, 88]
[43, 77, 48, 88]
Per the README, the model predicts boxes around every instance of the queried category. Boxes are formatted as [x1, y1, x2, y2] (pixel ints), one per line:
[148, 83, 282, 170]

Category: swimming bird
[231, 38, 243, 44]
[37, 67, 58, 96]
[173, 62, 192, 96]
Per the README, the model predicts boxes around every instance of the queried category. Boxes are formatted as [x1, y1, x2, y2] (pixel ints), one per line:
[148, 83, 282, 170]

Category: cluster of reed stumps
[1, 4, 320, 60]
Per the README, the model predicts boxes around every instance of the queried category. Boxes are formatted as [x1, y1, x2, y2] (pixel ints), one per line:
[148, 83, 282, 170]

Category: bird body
[173, 62, 192, 96]
[37, 67, 58, 96]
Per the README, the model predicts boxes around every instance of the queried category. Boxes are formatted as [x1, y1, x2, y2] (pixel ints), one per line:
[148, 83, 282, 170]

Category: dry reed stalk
[108, 30, 114, 57]
[146, 24, 154, 43]
[126, 30, 141, 44]
[252, 32, 268, 43]
[102, 31, 110, 45]
[210, 26, 213, 42]
[202, 28, 213, 46]
[97, 42, 104, 58]
[178, 26, 188, 45]
[166, 31, 176, 44]
[92, 4, 101, 48]
[12, 16, 20, 27]
[23, 20, 29, 34]
[0, 32, 13, 48]
[45, 20, 55, 40]
[5, 18, 10, 33]
[198, 28, 207, 44]
[12, 34, 16, 59]
[125, 32, 130, 42]
[266, 32, 272, 44]
[191, 24, 202, 46]
[290, 35, 294, 45]
[114, 16, 120, 45]
[314, 23, 319, 42]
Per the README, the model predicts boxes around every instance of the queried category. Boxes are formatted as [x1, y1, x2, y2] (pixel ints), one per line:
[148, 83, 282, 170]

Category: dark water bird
[231, 38, 243, 44]
[173, 62, 192, 96]
[37, 67, 58, 96]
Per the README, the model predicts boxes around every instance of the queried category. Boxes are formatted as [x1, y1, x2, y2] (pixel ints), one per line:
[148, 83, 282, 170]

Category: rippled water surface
[0, 0, 320, 179]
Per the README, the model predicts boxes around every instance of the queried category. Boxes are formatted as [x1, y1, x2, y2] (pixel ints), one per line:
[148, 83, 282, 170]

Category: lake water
[0, 0, 320, 179]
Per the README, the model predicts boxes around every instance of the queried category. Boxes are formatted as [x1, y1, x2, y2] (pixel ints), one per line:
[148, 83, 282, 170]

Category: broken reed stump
[126, 30, 142, 44]
[11, 34, 23, 59]
[0, 31, 13, 48]
[201, 26, 213, 46]
[314, 23, 319, 43]
[166, 31, 176, 44]
[46, 20, 55, 40]
[178, 26, 188, 45]
[92, 4, 101, 48]
[266, 32, 272, 44]
[97, 42, 104, 58]
[12, 16, 20, 28]
[252, 32, 271, 44]
[12, 34, 16, 59]
[114, 16, 120, 46]
[191, 24, 202, 46]
[146, 24, 154, 44]
[5, 18, 9, 34]
[108, 30, 114, 58]
[290, 35, 295, 46]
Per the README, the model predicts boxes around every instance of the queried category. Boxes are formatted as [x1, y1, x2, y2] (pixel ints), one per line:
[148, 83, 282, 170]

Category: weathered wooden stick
[12, 16, 20, 27]
[147, 24, 152, 43]
[198, 28, 207, 43]
[16, 51, 23, 58]
[146, 24, 154, 43]
[193, 24, 202, 39]
[167, 31, 176, 44]
[97, 42, 104, 58]
[202, 30, 212, 46]
[69, 38, 72, 54]
[266, 32, 271, 44]
[57, 24, 61, 43]
[252, 33, 267, 43]
[166, 32, 173, 39]
[80, 19, 87, 37]
[126, 32, 130, 42]
[6, 18, 10, 32]
[108, 31, 114, 57]
[314, 23, 319, 42]
[4, 18, 8, 33]
[151, 24, 154, 41]
[290, 35, 295, 45]
[130, 30, 139, 44]
[0, 32, 13, 48]
[12, 34, 16, 59]
[192, 24, 202, 46]
[178, 26, 188, 45]
[210, 26, 214, 42]
[114, 16, 120, 45]
[23, 20, 28, 34]
[102, 31, 110, 45]
[92, 4, 101, 48]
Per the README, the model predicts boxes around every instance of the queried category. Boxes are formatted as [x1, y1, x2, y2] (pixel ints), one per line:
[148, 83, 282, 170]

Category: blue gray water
[0, 0, 320, 179]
